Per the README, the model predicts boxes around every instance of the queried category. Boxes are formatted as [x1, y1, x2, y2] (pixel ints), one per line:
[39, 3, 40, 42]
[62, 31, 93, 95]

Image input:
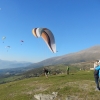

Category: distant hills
[0, 60, 32, 69]
[0, 45, 100, 75]
[0, 60, 33, 75]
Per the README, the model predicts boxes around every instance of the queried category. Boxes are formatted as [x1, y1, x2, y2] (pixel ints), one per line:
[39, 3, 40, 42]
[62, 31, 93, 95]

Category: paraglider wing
[2, 36, 6, 40]
[36, 28, 44, 37]
[32, 28, 56, 53]
[21, 40, 24, 42]
[32, 28, 38, 37]
[5, 46, 10, 48]
[41, 28, 56, 53]
[32, 28, 44, 37]
[20, 40, 24, 45]
[2, 36, 6, 43]
[5, 46, 11, 52]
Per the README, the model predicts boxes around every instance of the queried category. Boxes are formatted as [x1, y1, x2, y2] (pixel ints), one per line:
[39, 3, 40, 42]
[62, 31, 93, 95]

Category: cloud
[0, 8, 1, 10]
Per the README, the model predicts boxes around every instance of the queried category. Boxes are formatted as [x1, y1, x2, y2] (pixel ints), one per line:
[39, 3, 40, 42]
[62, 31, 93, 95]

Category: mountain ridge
[0, 45, 100, 70]
[26, 45, 100, 68]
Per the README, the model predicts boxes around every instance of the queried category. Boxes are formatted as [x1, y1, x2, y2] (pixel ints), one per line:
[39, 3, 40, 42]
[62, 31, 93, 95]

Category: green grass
[0, 75, 24, 84]
[0, 70, 99, 100]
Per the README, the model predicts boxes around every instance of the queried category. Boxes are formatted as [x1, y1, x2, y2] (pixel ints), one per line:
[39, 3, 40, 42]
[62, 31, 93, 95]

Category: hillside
[27, 45, 100, 69]
[23, 61, 93, 78]
[0, 71, 100, 100]
[0, 62, 93, 84]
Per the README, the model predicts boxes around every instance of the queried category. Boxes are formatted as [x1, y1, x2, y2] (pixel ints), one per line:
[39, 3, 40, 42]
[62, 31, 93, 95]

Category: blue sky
[0, 0, 100, 63]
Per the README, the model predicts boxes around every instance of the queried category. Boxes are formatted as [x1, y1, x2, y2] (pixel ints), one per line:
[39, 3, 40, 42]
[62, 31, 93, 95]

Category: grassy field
[0, 70, 99, 100]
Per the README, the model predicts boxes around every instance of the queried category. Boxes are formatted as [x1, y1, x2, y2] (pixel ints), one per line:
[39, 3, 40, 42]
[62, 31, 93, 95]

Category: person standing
[43, 68, 49, 78]
[94, 60, 100, 91]
[67, 66, 69, 75]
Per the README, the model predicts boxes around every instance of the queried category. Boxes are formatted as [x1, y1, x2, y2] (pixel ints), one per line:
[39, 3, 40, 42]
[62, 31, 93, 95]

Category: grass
[0, 70, 99, 100]
[0, 75, 23, 84]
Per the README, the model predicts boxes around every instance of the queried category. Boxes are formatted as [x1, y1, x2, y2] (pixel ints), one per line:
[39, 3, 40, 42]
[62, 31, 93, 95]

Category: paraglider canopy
[21, 40, 24, 42]
[2, 36, 6, 43]
[20, 40, 24, 45]
[5, 46, 11, 48]
[5, 46, 11, 52]
[32, 28, 56, 53]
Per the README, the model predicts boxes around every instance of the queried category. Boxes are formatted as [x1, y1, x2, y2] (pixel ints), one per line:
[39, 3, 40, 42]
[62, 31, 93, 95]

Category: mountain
[0, 60, 33, 75]
[0, 60, 32, 69]
[27, 45, 100, 68]
[0, 45, 100, 75]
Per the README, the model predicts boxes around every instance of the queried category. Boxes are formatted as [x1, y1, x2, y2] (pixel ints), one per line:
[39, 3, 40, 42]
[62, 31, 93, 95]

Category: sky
[0, 0, 100, 63]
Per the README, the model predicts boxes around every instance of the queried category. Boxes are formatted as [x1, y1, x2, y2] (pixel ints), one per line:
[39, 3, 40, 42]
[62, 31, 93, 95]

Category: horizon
[1, 44, 100, 63]
[0, 44, 100, 69]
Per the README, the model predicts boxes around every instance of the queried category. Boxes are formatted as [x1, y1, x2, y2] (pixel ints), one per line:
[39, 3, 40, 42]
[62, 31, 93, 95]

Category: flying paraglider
[20, 40, 24, 45]
[32, 28, 56, 53]
[5, 46, 11, 52]
[2, 36, 6, 43]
